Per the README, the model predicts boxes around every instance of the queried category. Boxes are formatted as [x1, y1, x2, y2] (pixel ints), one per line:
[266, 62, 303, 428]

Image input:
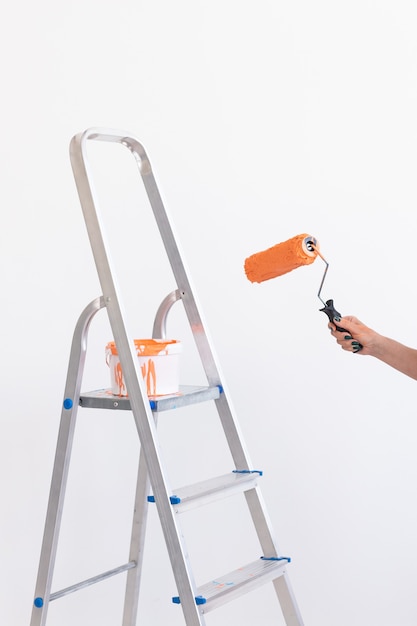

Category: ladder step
[147, 470, 262, 512]
[79, 384, 221, 412]
[172, 556, 290, 612]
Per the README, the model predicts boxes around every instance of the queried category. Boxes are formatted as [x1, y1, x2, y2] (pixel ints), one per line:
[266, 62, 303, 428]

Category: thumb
[335, 315, 362, 333]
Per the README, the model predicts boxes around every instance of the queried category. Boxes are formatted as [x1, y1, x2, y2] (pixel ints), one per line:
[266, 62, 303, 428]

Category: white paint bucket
[105, 339, 182, 397]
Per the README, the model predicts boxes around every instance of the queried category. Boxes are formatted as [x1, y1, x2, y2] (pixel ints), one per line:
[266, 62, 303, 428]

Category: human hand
[328, 315, 379, 355]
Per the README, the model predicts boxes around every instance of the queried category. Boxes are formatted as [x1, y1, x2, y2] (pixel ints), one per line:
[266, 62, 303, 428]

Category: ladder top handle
[69, 127, 152, 175]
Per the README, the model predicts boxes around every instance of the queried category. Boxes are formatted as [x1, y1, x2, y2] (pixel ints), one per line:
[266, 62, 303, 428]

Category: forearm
[330, 316, 417, 381]
[369, 335, 417, 381]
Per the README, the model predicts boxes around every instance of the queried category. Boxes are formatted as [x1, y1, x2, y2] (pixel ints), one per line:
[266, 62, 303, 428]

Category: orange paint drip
[141, 359, 157, 396]
[244, 233, 318, 283]
[114, 361, 126, 396]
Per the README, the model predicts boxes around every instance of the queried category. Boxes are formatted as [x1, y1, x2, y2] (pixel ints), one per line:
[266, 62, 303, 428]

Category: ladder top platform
[79, 385, 222, 412]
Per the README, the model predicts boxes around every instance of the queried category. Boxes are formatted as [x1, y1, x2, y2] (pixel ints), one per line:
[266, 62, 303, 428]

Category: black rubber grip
[320, 299, 363, 351]
[319, 299, 347, 332]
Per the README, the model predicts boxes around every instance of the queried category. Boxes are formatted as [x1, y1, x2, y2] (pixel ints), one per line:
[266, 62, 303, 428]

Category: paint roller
[244, 233, 352, 334]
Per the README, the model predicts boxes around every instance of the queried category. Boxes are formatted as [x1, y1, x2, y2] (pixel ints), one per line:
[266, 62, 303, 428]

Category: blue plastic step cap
[147, 495, 181, 505]
[172, 595, 207, 605]
[233, 469, 263, 477]
[261, 555, 291, 563]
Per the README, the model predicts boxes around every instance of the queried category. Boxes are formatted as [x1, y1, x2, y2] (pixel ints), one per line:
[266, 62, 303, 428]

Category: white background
[2, 1, 417, 625]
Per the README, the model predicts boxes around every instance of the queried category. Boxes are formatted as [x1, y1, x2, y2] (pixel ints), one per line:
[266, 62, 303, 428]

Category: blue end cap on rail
[172, 595, 207, 605]
[147, 495, 181, 505]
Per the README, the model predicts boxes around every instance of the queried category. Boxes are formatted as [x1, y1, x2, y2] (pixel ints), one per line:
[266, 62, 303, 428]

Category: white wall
[2, 1, 417, 625]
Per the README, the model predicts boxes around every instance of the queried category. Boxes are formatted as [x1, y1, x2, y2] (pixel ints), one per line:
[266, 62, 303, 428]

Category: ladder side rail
[122, 424, 153, 626]
[138, 137, 305, 625]
[273, 576, 305, 626]
[31, 297, 104, 626]
[244, 488, 304, 625]
[139, 160, 223, 383]
[137, 143, 254, 470]
[124, 288, 173, 626]
[69, 131, 206, 626]
[137, 141, 297, 568]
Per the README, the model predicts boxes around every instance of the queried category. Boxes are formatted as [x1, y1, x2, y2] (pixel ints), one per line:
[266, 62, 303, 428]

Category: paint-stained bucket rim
[106, 338, 182, 358]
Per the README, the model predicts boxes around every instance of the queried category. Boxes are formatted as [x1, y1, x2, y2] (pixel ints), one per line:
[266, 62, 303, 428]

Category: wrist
[365, 332, 386, 358]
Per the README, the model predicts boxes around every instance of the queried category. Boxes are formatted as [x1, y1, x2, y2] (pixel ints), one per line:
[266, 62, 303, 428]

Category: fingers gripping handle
[320, 299, 363, 351]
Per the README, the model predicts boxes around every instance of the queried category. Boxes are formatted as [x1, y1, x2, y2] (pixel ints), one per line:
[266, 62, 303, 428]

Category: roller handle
[320, 299, 364, 351]
[319, 299, 346, 331]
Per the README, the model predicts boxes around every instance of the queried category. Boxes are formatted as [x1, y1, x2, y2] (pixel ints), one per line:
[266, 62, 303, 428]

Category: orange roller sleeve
[244, 233, 318, 283]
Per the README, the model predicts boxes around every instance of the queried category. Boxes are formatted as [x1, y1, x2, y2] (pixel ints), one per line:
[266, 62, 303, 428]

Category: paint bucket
[105, 339, 182, 397]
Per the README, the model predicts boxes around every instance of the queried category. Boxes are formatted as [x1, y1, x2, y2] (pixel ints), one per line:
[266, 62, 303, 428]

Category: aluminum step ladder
[30, 128, 304, 626]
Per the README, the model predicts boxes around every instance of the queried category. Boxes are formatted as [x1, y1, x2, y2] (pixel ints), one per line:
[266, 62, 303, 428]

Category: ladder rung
[79, 385, 221, 412]
[35, 561, 136, 606]
[172, 557, 290, 612]
[147, 470, 262, 513]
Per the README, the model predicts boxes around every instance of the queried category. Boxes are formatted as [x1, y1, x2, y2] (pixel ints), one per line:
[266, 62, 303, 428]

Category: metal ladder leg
[122, 289, 181, 625]
[273, 575, 305, 626]
[244, 487, 304, 625]
[122, 442, 152, 626]
[30, 297, 104, 626]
